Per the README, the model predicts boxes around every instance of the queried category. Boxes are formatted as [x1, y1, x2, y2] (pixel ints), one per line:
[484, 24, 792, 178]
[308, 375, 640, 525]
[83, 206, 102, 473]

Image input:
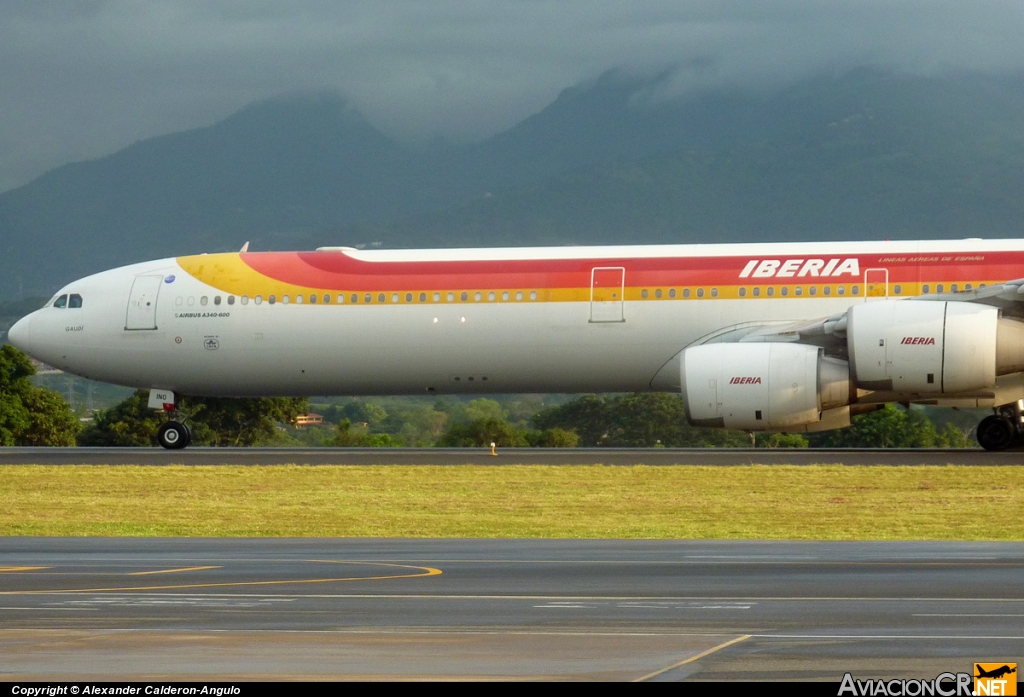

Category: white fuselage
[9, 239, 1022, 398]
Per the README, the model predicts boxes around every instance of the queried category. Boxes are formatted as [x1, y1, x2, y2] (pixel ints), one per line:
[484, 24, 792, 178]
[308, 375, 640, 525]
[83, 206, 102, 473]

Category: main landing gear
[976, 400, 1024, 451]
[157, 420, 192, 450]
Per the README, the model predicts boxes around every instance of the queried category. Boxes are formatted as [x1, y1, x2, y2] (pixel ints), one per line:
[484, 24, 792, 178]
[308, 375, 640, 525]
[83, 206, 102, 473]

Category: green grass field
[1, 465, 1021, 539]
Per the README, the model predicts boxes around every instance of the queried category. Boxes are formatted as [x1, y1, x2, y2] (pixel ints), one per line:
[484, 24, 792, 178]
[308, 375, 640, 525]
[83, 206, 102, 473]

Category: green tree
[465, 398, 507, 423]
[333, 418, 368, 446]
[756, 432, 810, 448]
[437, 418, 529, 447]
[80, 390, 308, 447]
[78, 391, 163, 446]
[0, 344, 80, 446]
[817, 404, 937, 448]
[526, 427, 581, 447]
[934, 422, 975, 448]
[185, 396, 308, 446]
[532, 393, 749, 447]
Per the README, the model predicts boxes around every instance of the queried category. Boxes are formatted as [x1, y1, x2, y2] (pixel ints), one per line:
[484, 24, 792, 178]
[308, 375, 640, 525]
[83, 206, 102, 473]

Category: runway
[2, 539, 1022, 680]
[0, 446, 1019, 466]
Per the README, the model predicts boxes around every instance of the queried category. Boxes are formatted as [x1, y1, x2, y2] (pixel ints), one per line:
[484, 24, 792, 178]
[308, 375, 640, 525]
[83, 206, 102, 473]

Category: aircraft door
[590, 267, 625, 323]
[125, 274, 163, 330]
[864, 268, 889, 302]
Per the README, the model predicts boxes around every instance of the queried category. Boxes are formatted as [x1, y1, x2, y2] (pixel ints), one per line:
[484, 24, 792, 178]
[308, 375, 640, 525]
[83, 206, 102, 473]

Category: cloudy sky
[1, 0, 1022, 193]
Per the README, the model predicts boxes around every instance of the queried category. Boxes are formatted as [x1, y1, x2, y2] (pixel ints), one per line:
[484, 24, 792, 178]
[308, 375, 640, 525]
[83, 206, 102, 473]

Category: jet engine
[847, 300, 1024, 394]
[680, 343, 851, 431]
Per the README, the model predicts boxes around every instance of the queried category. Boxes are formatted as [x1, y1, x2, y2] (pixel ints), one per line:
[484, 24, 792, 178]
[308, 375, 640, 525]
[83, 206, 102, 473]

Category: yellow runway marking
[0, 562, 441, 595]
[0, 566, 50, 573]
[129, 565, 222, 576]
[633, 634, 752, 682]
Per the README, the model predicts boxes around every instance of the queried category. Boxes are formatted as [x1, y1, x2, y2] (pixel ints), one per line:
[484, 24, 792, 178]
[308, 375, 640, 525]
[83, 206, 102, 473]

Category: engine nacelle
[681, 343, 851, 431]
[847, 300, 1024, 394]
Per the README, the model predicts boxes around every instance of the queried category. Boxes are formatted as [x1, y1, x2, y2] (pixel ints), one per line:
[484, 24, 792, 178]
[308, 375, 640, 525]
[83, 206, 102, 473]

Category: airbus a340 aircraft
[10, 240, 1024, 450]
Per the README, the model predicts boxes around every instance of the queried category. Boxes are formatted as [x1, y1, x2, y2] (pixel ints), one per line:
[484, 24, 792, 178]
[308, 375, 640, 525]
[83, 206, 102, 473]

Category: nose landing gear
[157, 420, 192, 450]
[977, 400, 1024, 451]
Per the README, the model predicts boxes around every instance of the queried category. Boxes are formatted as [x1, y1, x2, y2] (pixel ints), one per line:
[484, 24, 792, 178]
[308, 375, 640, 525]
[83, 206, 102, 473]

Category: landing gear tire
[157, 421, 191, 450]
[977, 415, 1016, 452]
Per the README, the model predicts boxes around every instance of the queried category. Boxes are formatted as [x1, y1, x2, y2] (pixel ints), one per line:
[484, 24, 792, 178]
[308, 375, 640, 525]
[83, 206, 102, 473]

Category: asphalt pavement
[2, 538, 1022, 680]
[1, 446, 1022, 465]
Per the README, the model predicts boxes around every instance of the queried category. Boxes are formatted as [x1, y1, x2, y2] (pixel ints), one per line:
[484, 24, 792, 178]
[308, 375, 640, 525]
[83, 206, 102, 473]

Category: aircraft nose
[6, 314, 33, 353]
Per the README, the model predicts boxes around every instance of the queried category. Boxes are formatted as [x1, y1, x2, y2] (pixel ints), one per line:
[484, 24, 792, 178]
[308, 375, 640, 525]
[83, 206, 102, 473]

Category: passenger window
[837, 286, 845, 296]
[965, 283, 972, 291]
[655, 289, 662, 299]
[420, 293, 427, 302]
[228, 296, 235, 305]
[378, 293, 385, 303]
[461, 292, 468, 301]
[502, 291, 509, 301]
[922, 284, 929, 294]
[282, 295, 290, 304]
[937, 284, 944, 293]
[710, 288, 719, 298]
[951, 284, 958, 292]
[295, 295, 302, 304]
[255, 295, 263, 305]
[823, 286, 831, 296]
[739, 288, 747, 297]
[269, 295, 276, 305]
[669, 288, 676, 298]
[214, 296, 222, 305]
[54, 294, 68, 308]
[365, 294, 373, 303]
[515, 291, 524, 301]
[809, 287, 817, 296]
[794, 287, 802, 296]
[683, 289, 691, 298]
[530, 291, 538, 300]
[175, 297, 183, 306]
[325, 294, 332, 304]
[405, 293, 412, 302]
[241, 296, 249, 305]
[753, 288, 760, 297]
[696, 288, 705, 298]
[334, 295, 342, 304]
[641, 289, 648, 299]
[436, 293, 443, 302]
[309, 294, 316, 304]
[767, 287, 775, 297]
[351, 294, 358, 303]
[894, 285, 902, 295]
[781, 287, 789, 297]
[488, 291, 496, 301]
[851, 285, 859, 295]
[200, 296, 208, 306]
[68, 294, 83, 308]
[474, 292, 482, 302]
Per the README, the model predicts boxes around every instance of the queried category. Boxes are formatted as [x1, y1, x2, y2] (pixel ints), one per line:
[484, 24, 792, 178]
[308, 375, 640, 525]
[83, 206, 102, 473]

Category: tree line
[0, 343, 977, 448]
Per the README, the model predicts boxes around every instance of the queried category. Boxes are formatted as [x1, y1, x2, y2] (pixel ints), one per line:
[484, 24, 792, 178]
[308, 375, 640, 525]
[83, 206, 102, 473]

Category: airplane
[9, 239, 1024, 450]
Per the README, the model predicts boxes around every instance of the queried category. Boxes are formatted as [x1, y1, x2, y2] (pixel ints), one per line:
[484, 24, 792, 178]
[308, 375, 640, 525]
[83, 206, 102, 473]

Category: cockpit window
[68, 294, 83, 308]
[53, 294, 68, 308]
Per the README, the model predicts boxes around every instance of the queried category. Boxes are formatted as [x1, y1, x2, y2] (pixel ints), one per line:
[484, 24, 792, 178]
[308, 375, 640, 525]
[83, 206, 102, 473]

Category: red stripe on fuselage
[237, 250, 1024, 292]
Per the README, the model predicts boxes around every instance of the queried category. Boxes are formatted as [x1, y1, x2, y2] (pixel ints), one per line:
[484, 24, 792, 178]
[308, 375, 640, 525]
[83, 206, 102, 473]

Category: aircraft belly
[114, 301, 691, 396]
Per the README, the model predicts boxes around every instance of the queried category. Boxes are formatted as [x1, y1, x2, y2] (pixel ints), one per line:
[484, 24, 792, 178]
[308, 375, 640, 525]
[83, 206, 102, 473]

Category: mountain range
[2, 68, 1024, 299]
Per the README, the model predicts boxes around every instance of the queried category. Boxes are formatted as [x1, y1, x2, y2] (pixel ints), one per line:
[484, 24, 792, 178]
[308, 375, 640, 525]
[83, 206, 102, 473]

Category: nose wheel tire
[157, 421, 191, 450]
[977, 415, 1016, 452]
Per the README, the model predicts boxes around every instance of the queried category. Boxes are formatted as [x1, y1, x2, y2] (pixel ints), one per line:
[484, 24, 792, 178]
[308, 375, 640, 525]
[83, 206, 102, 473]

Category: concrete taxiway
[1, 539, 1022, 680]
[0, 446, 1019, 465]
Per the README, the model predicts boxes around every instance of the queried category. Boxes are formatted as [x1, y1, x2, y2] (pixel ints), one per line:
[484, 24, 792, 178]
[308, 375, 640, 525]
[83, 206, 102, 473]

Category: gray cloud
[2, 1, 1023, 192]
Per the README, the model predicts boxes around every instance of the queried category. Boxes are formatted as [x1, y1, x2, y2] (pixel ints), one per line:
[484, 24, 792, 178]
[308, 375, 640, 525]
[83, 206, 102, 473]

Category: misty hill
[3, 68, 1024, 298]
